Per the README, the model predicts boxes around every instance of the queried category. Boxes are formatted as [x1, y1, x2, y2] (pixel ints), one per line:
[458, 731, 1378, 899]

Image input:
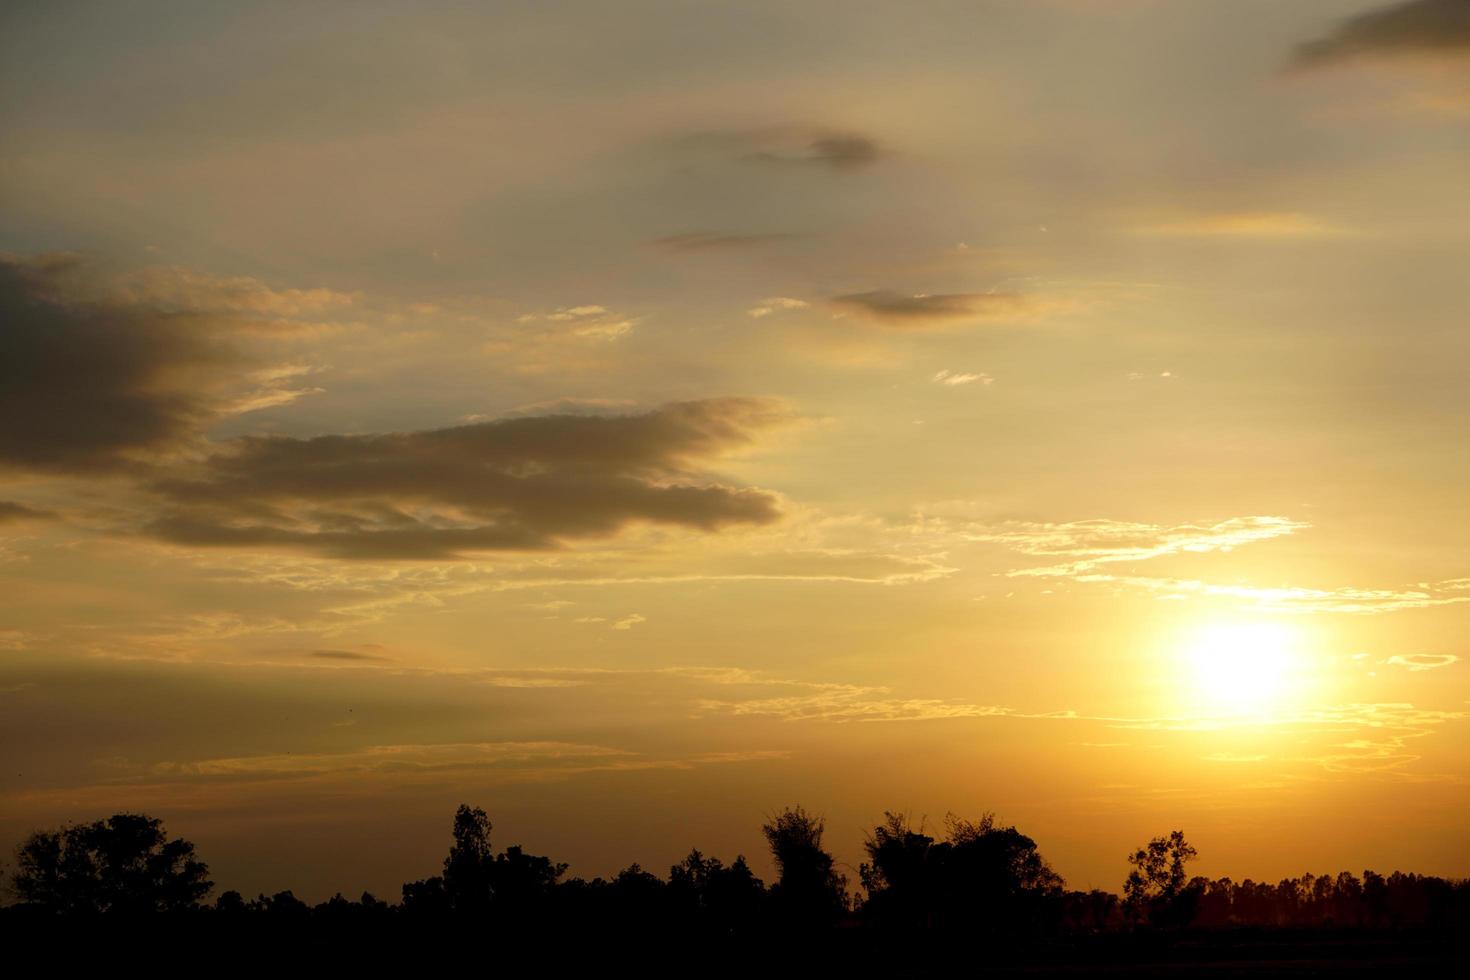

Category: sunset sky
[3, 0, 1468, 901]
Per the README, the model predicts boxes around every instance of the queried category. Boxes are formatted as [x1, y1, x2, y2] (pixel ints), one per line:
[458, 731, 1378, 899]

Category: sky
[2, 0, 1468, 901]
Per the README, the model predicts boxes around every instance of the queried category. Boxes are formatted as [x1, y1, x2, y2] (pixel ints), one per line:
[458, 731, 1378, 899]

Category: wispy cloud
[1077, 574, 1470, 615]
[698, 684, 1016, 723]
[152, 741, 630, 778]
[833, 290, 1035, 328]
[748, 297, 809, 318]
[652, 232, 796, 253]
[964, 516, 1306, 577]
[137, 733, 790, 788]
[1131, 212, 1341, 238]
[1385, 653, 1460, 671]
[932, 370, 993, 387]
[523, 304, 638, 340]
[0, 500, 53, 524]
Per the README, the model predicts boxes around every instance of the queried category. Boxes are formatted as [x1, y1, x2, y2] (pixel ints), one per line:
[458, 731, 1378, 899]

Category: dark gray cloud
[309, 649, 391, 662]
[746, 132, 881, 171]
[0, 255, 230, 473]
[0, 500, 53, 524]
[806, 134, 881, 170]
[144, 399, 789, 559]
[0, 254, 329, 475]
[832, 289, 1033, 328]
[682, 124, 882, 172]
[649, 232, 798, 252]
[1291, 0, 1470, 69]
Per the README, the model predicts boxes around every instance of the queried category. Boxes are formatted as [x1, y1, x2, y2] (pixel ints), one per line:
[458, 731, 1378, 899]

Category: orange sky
[2, 0, 1468, 901]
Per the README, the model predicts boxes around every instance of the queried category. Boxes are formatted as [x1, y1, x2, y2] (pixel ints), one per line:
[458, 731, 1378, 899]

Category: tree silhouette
[442, 804, 494, 913]
[402, 804, 566, 918]
[860, 812, 940, 929]
[490, 843, 567, 914]
[861, 811, 1063, 936]
[1124, 830, 1198, 927]
[11, 813, 211, 914]
[669, 848, 767, 932]
[6, 800, 1467, 962]
[762, 805, 848, 928]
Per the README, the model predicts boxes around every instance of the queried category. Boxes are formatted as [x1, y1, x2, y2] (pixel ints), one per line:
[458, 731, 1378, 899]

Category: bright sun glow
[1185, 621, 1300, 714]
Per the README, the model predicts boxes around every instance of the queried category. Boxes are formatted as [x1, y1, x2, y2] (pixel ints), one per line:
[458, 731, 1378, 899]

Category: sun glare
[1185, 621, 1300, 714]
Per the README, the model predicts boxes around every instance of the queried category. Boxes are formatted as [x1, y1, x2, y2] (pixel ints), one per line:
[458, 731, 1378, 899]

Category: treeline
[5, 806, 1469, 940]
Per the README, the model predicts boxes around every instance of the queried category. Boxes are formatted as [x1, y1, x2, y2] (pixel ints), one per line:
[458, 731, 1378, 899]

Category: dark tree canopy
[860, 812, 1064, 934]
[669, 848, 766, 930]
[6, 802, 1467, 974]
[11, 813, 212, 914]
[761, 805, 848, 926]
[442, 803, 494, 912]
[402, 804, 566, 917]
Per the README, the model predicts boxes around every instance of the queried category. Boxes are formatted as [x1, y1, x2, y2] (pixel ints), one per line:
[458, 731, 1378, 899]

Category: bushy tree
[860, 811, 1064, 936]
[491, 843, 567, 913]
[762, 806, 848, 927]
[860, 812, 940, 929]
[12, 813, 211, 913]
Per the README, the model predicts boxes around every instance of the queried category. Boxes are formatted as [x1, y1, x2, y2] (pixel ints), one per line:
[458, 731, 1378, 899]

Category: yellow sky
[2, 0, 1468, 900]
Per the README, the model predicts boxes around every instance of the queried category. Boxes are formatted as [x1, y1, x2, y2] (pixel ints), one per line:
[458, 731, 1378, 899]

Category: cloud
[151, 740, 631, 779]
[0, 255, 231, 473]
[308, 649, 391, 662]
[109, 265, 358, 319]
[651, 232, 796, 253]
[698, 684, 1015, 723]
[142, 398, 791, 559]
[0, 500, 53, 524]
[832, 290, 1034, 328]
[1385, 653, 1460, 671]
[0, 254, 330, 474]
[1291, 0, 1470, 70]
[747, 297, 809, 318]
[1072, 574, 1470, 615]
[960, 514, 1470, 615]
[519, 303, 637, 341]
[223, 364, 324, 416]
[546, 305, 608, 320]
[1288, 703, 1465, 774]
[744, 131, 881, 171]
[932, 370, 993, 387]
[0, 631, 34, 651]
[1131, 212, 1340, 238]
[805, 134, 881, 170]
[964, 516, 1307, 577]
[611, 613, 646, 631]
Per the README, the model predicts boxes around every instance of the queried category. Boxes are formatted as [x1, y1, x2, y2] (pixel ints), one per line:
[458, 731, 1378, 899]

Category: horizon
[2, 0, 1468, 906]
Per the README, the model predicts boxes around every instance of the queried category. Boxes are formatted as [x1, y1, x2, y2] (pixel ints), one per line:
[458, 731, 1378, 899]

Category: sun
[1184, 621, 1300, 714]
